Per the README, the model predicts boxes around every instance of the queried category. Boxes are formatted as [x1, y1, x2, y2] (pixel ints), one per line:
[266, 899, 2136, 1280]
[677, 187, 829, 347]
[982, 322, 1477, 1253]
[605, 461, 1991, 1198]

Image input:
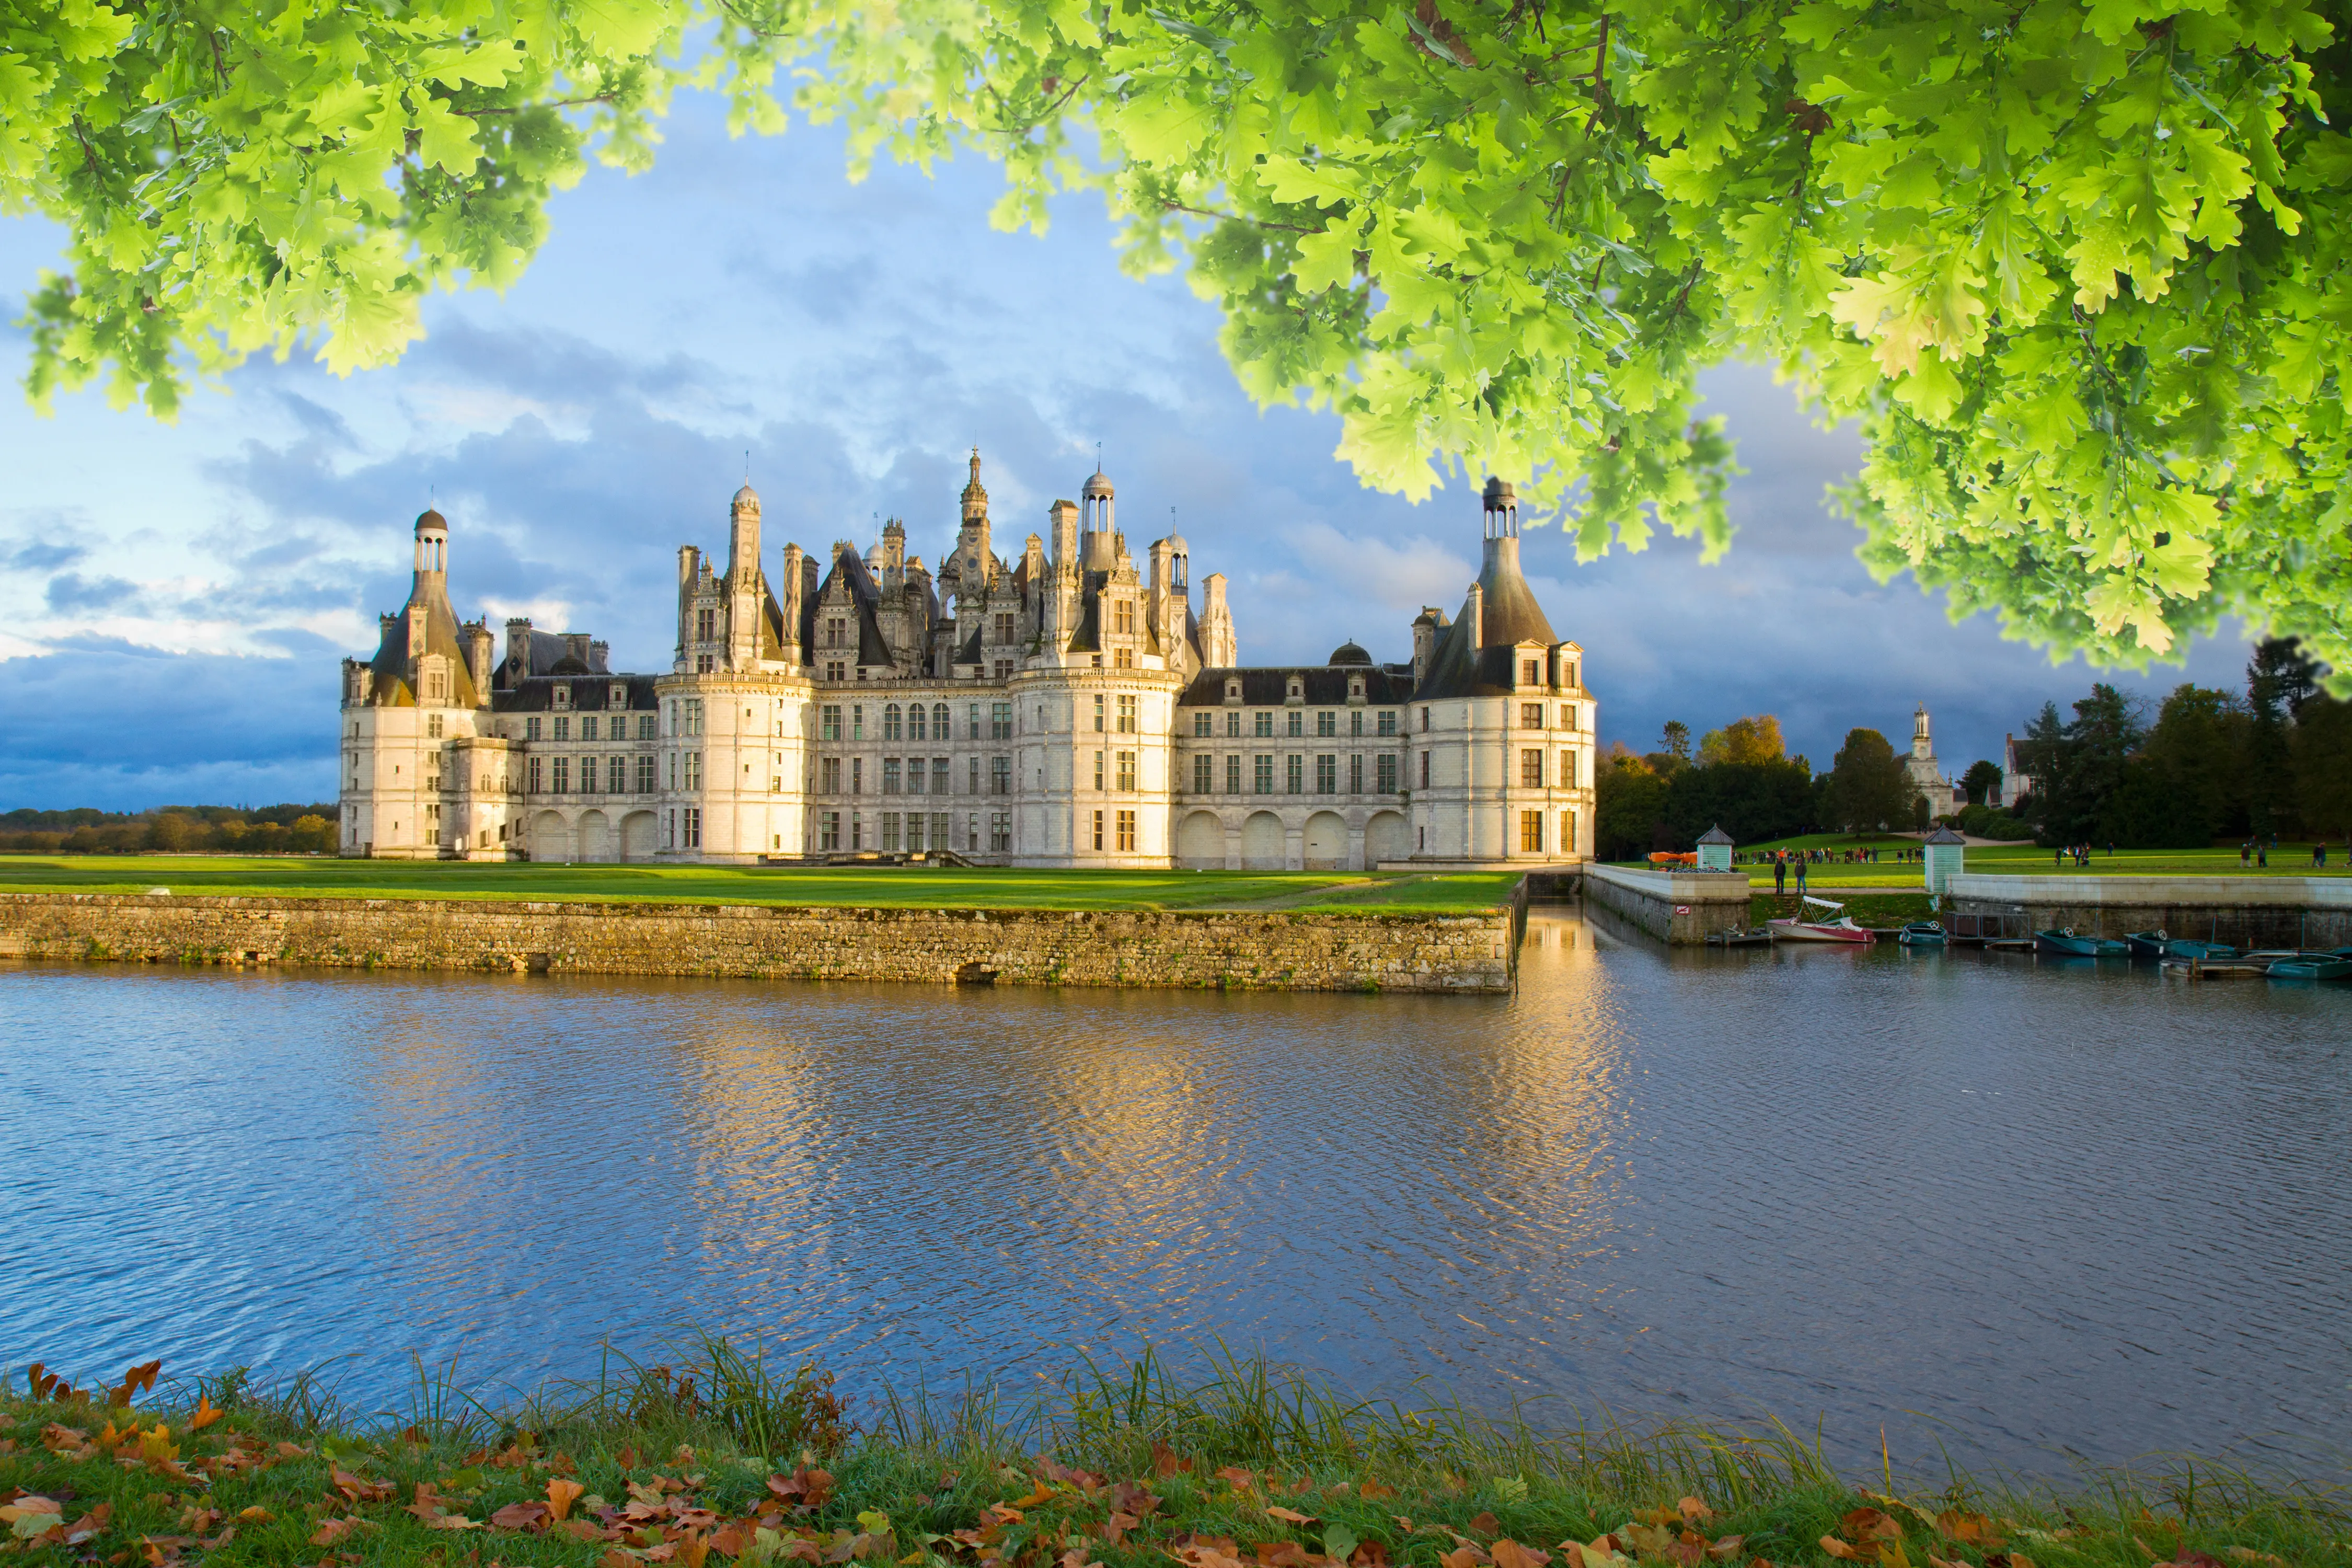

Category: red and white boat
[1767, 895, 1877, 944]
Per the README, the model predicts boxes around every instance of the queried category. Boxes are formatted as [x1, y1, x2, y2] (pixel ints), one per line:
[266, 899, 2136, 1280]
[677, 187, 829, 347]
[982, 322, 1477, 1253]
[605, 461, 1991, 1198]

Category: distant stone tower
[1904, 704, 1947, 802]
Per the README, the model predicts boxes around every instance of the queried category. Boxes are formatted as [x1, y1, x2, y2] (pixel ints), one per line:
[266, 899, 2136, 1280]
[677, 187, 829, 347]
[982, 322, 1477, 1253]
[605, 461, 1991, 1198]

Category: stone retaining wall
[1946, 874, 2352, 950]
[0, 893, 1515, 994]
[1578, 864, 1753, 944]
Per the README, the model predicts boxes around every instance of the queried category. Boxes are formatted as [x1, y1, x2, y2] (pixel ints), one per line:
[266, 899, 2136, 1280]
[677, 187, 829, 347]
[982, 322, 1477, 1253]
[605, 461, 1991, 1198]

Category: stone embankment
[0, 893, 1514, 994]
[1946, 873, 2351, 949]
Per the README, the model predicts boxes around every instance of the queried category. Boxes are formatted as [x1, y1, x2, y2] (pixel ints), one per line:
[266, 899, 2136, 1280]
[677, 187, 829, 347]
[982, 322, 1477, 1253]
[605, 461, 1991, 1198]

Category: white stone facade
[339, 462, 1596, 871]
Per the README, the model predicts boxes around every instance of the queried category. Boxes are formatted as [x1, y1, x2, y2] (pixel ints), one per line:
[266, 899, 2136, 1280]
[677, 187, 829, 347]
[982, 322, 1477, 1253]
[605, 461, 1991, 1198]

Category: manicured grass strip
[0, 859, 1517, 915]
[1, 1342, 2341, 1568]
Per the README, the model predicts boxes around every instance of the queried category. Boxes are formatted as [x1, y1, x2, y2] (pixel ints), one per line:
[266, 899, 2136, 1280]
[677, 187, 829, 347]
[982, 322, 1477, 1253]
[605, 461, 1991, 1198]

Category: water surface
[4, 910, 2346, 1478]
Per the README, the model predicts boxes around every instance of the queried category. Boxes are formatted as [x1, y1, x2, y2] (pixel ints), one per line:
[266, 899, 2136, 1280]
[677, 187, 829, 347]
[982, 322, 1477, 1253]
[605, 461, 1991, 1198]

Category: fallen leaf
[235, 1506, 273, 1523]
[1708, 1537, 1746, 1562]
[309, 1516, 367, 1547]
[1471, 1514, 1504, 1538]
[1442, 1548, 1491, 1568]
[548, 1477, 586, 1521]
[492, 1501, 550, 1530]
[1494, 1540, 1552, 1568]
[1219, 1467, 1259, 1492]
[188, 1397, 224, 1433]
[1934, 1514, 2002, 1550]
[1843, 1512, 1901, 1544]
[1823, 1538, 1863, 1561]
[1267, 1507, 1318, 1526]
[1361, 1481, 1397, 1501]
[1680, 1501, 1714, 1526]
[1153, 1442, 1194, 1478]
[1104, 1512, 1141, 1545]
[428, 1512, 484, 1530]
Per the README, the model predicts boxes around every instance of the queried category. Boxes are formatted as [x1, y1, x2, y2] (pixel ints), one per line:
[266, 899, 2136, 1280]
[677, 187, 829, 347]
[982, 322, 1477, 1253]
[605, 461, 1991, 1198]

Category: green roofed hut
[1696, 823, 1734, 873]
[1923, 824, 1966, 894]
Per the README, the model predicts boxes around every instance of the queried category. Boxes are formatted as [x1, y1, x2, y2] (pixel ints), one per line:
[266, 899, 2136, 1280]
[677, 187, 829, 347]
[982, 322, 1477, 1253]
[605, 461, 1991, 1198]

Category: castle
[339, 458, 1597, 870]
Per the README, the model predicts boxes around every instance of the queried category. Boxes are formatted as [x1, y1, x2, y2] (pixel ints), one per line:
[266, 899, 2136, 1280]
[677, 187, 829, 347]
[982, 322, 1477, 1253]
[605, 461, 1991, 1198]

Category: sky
[0, 92, 2261, 812]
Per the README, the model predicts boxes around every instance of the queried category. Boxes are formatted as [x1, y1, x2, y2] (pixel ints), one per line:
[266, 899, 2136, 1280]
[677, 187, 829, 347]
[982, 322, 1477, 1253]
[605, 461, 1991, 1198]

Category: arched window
[908, 703, 927, 741]
[883, 704, 903, 741]
[933, 702, 951, 737]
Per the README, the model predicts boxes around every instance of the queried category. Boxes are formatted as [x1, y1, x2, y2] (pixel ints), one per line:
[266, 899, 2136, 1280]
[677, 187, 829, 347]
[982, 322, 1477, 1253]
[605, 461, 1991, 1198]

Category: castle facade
[339, 459, 1597, 870]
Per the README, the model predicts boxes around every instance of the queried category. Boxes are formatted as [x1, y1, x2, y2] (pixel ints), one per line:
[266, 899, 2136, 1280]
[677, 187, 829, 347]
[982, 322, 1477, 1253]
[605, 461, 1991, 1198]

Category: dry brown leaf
[548, 1477, 586, 1522]
[1219, 1467, 1259, 1491]
[1821, 1537, 1863, 1561]
[1470, 1514, 1504, 1538]
[1154, 1442, 1194, 1478]
[1842, 1511, 1901, 1544]
[1361, 1482, 1397, 1502]
[1267, 1507, 1318, 1526]
[1493, 1538, 1552, 1568]
[1679, 1501, 1714, 1526]
[1707, 1536, 1746, 1562]
[492, 1501, 550, 1530]
[1441, 1547, 1491, 1568]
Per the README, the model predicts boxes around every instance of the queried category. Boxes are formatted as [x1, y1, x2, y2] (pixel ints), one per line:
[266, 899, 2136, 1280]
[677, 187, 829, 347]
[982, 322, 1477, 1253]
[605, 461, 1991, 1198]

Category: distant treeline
[0, 803, 340, 855]
[1595, 639, 2352, 858]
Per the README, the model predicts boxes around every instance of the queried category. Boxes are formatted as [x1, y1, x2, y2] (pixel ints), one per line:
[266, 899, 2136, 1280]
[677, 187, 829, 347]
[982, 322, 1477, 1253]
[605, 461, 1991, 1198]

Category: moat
[4, 909, 2346, 1479]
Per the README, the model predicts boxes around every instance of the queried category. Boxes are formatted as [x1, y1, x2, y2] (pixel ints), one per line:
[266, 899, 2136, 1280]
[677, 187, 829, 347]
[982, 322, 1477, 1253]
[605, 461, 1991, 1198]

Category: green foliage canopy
[7, 0, 2350, 677]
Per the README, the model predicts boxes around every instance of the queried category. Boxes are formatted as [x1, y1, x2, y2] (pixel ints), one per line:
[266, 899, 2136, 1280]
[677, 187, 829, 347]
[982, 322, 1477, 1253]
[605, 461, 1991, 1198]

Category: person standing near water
[1796, 857, 1809, 896]
[1774, 855, 1786, 897]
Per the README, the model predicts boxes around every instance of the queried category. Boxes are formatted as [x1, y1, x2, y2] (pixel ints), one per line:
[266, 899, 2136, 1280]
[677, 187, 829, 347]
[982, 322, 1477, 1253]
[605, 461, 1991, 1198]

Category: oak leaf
[1494, 1541, 1552, 1568]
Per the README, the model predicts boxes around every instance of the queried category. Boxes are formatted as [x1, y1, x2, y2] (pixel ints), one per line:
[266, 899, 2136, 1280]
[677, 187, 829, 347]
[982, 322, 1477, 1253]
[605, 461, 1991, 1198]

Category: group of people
[2053, 842, 2105, 867]
[2240, 839, 2271, 868]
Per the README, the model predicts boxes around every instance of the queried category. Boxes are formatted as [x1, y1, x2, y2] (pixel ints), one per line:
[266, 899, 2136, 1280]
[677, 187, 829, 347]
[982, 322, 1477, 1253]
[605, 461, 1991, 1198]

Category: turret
[462, 621, 494, 696]
[728, 484, 761, 585]
[1412, 607, 1445, 683]
[413, 508, 448, 585]
[1197, 571, 1237, 668]
[779, 541, 805, 663]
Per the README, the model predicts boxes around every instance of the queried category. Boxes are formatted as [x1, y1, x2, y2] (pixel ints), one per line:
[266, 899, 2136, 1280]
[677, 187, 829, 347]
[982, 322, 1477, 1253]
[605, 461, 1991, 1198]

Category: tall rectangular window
[684, 806, 702, 848]
[581, 716, 598, 742]
[608, 756, 627, 793]
[1521, 658, 1540, 685]
[1348, 754, 1363, 794]
[991, 756, 1010, 795]
[1561, 809, 1577, 855]
[1316, 754, 1336, 793]
[906, 813, 926, 852]
[1226, 755, 1242, 794]
[636, 755, 656, 793]
[1091, 810, 1104, 851]
[1193, 754, 1213, 793]
[906, 756, 926, 795]
[989, 811, 1011, 851]
[528, 756, 543, 793]
[685, 752, 702, 789]
[1115, 809, 1136, 852]
[933, 757, 949, 794]
[1093, 695, 1106, 732]
[884, 705, 903, 741]
[883, 757, 902, 793]
[1377, 711, 1397, 736]
[1117, 695, 1138, 733]
[1561, 750, 1576, 788]
[1226, 711, 1242, 737]
[1377, 753, 1398, 792]
[526, 716, 543, 742]
[1521, 810, 1543, 852]
[1253, 712, 1273, 738]
[1253, 755, 1273, 794]
[1316, 711, 1336, 737]
[1116, 751, 1136, 791]
[991, 702, 1013, 739]
[1286, 754, 1304, 793]
[821, 756, 841, 792]
[969, 703, 983, 740]
[552, 756, 570, 793]
[553, 716, 570, 742]
[969, 756, 980, 795]
[932, 811, 950, 849]
[1522, 702, 1544, 729]
[1093, 751, 1105, 790]
[908, 704, 927, 742]
[1561, 702, 1578, 730]
[881, 812, 901, 852]
[1420, 752, 1430, 788]
[686, 699, 703, 735]
[1286, 711, 1303, 737]
[1521, 748, 1543, 787]
[1350, 711, 1364, 737]
[1193, 711, 1213, 737]
[821, 705, 841, 741]
[851, 705, 864, 740]
[820, 811, 840, 850]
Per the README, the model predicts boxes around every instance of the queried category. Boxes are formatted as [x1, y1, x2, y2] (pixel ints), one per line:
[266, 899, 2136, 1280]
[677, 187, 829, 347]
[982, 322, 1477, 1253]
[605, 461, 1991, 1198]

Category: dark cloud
[7, 539, 86, 571]
[44, 572, 141, 612]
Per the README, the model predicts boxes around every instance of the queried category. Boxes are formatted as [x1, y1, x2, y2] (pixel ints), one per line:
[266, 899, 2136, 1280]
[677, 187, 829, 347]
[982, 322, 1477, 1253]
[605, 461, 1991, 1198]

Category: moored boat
[1767, 896, 1876, 944]
[2266, 953, 2352, 982]
[2124, 929, 2169, 962]
[2164, 937, 2240, 961]
[2034, 928, 2129, 958]
[1897, 921, 1946, 947]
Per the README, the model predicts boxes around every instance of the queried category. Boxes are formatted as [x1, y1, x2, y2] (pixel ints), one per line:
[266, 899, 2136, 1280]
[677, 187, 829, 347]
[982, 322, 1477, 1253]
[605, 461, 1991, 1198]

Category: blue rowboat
[2035, 928, 2129, 958]
[2125, 930, 2168, 961]
[1897, 921, 1946, 947]
[2267, 954, 2352, 982]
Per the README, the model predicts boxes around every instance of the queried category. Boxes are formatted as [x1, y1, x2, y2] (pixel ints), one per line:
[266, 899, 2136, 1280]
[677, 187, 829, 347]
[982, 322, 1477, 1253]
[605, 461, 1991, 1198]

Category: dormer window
[1287, 678, 1302, 703]
[697, 607, 717, 641]
[553, 684, 571, 710]
[609, 683, 627, 707]
[1521, 657, 1540, 685]
[826, 616, 847, 649]
[1224, 678, 1241, 704]
[1113, 599, 1135, 635]
[1348, 676, 1365, 701]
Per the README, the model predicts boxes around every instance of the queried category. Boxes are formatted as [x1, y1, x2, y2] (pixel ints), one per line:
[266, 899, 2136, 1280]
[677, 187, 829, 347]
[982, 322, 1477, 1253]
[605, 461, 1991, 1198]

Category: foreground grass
[2, 1344, 2342, 1568]
[0, 858, 1519, 916]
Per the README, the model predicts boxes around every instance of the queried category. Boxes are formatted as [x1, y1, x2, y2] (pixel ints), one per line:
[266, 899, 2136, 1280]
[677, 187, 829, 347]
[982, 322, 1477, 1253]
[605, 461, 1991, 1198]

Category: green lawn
[1619, 836, 2352, 890]
[0, 856, 1520, 915]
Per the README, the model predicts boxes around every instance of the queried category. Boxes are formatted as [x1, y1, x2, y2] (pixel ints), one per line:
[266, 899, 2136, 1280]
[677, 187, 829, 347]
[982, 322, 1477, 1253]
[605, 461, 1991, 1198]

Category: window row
[1089, 808, 1139, 853]
[525, 755, 663, 794]
[1183, 753, 1402, 796]
[1518, 702, 1583, 731]
[1518, 809, 1581, 854]
[816, 810, 1012, 854]
[1189, 709, 1397, 740]
[523, 714, 659, 742]
[822, 701, 1014, 742]
[816, 756, 1013, 795]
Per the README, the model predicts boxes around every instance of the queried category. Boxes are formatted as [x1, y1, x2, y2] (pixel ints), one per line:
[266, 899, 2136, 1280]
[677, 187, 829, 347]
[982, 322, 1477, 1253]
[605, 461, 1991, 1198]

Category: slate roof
[1413, 536, 1564, 701]
[366, 577, 483, 708]
[491, 673, 662, 713]
[1177, 665, 1416, 706]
